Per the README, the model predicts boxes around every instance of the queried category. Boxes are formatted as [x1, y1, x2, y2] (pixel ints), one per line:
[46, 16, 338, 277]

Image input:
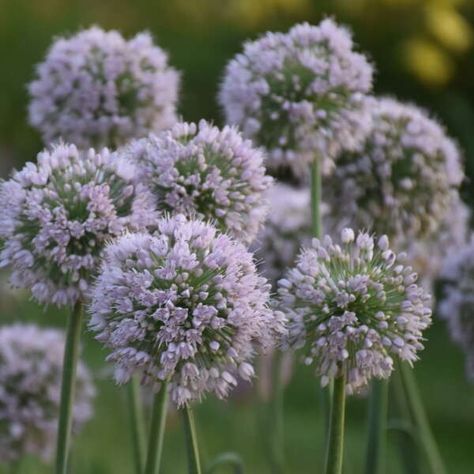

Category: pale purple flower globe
[439, 235, 474, 381]
[29, 26, 180, 149]
[122, 120, 272, 244]
[278, 229, 432, 393]
[0, 143, 156, 307]
[219, 19, 373, 176]
[325, 97, 464, 242]
[252, 183, 311, 286]
[0, 324, 95, 463]
[89, 215, 285, 406]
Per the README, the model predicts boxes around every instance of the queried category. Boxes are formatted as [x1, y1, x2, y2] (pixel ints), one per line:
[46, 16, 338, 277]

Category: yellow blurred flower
[402, 37, 454, 86]
[425, 4, 473, 52]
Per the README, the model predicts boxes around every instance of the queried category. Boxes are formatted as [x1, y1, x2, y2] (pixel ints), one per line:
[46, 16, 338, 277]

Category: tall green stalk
[269, 352, 285, 473]
[128, 376, 146, 474]
[365, 379, 389, 474]
[324, 374, 346, 474]
[400, 363, 446, 474]
[144, 382, 169, 474]
[55, 302, 83, 474]
[391, 369, 420, 474]
[182, 406, 202, 474]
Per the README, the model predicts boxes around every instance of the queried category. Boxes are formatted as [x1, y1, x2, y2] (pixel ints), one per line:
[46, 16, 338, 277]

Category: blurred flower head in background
[278, 229, 432, 393]
[439, 234, 474, 381]
[28, 26, 180, 149]
[122, 120, 272, 244]
[89, 215, 285, 406]
[0, 324, 95, 463]
[252, 183, 311, 286]
[219, 18, 373, 176]
[325, 97, 464, 244]
[0, 143, 156, 307]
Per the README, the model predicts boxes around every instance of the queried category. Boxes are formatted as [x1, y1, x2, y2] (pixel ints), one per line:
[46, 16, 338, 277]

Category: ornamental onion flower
[29, 26, 180, 149]
[122, 120, 272, 244]
[0, 324, 95, 463]
[252, 183, 311, 286]
[0, 143, 156, 307]
[219, 19, 373, 175]
[406, 195, 470, 290]
[325, 97, 464, 242]
[438, 235, 474, 381]
[89, 214, 285, 407]
[278, 228, 432, 393]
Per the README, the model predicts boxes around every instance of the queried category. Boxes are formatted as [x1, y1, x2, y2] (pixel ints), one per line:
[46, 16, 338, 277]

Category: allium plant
[439, 235, 474, 381]
[325, 97, 464, 242]
[219, 19, 373, 176]
[252, 183, 311, 286]
[90, 214, 284, 406]
[0, 324, 95, 464]
[278, 228, 432, 393]
[407, 195, 470, 290]
[122, 120, 272, 244]
[29, 26, 179, 149]
[0, 143, 156, 307]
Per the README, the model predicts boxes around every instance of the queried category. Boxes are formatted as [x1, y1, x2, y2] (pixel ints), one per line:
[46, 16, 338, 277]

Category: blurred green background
[1, 0, 473, 472]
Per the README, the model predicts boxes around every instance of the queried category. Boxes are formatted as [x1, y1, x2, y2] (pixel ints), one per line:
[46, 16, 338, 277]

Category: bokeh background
[1, 0, 473, 472]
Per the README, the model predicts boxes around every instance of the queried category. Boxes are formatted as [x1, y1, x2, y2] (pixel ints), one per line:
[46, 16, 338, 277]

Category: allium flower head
[439, 235, 474, 381]
[278, 228, 432, 393]
[0, 143, 156, 307]
[407, 195, 470, 290]
[122, 120, 272, 244]
[252, 183, 311, 286]
[0, 324, 95, 463]
[29, 26, 180, 149]
[325, 97, 464, 241]
[219, 19, 373, 175]
[89, 215, 284, 406]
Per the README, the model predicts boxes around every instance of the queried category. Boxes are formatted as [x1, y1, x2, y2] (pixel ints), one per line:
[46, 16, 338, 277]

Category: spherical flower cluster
[438, 235, 474, 381]
[219, 19, 373, 176]
[122, 120, 272, 244]
[406, 195, 470, 291]
[278, 229, 432, 393]
[0, 143, 156, 307]
[29, 26, 179, 149]
[252, 183, 311, 286]
[89, 215, 285, 406]
[0, 324, 95, 463]
[325, 97, 464, 241]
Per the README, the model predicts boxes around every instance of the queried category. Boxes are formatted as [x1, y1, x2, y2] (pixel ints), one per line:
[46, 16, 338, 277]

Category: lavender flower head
[439, 235, 474, 381]
[406, 195, 470, 291]
[0, 143, 156, 307]
[278, 228, 432, 393]
[0, 324, 95, 463]
[252, 183, 311, 286]
[122, 120, 272, 244]
[89, 215, 285, 406]
[219, 19, 373, 176]
[325, 97, 464, 242]
[29, 26, 180, 149]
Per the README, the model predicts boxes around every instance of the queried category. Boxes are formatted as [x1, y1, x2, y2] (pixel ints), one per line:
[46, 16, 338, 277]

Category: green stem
[182, 405, 202, 474]
[324, 374, 346, 474]
[400, 363, 446, 474]
[365, 379, 389, 474]
[144, 382, 169, 474]
[55, 302, 83, 474]
[311, 159, 322, 238]
[128, 377, 146, 474]
[269, 352, 284, 474]
[391, 370, 420, 474]
[205, 452, 244, 474]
